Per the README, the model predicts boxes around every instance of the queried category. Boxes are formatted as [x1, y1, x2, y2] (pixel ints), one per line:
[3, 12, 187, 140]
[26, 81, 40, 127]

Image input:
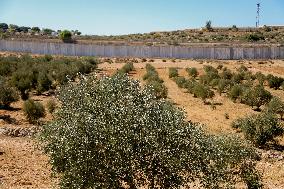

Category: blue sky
[0, 0, 283, 35]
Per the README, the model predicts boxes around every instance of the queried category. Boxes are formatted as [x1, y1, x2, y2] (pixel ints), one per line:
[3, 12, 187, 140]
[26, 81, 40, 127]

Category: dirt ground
[1, 58, 284, 188]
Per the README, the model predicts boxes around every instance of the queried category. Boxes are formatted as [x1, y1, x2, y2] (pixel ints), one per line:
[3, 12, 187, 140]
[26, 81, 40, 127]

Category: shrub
[173, 76, 187, 88]
[118, 62, 134, 74]
[266, 97, 284, 120]
[237, 65, 248, 73]
[0, 62, 14, 76]
[143, 72, 163, 84]
[185, 80, 197, 94]
[186, 67, 198, 78]
[83, 57, 99, 66]
[145, 63, 156, 72]
[217, 79, 231, 95]
[200, 71, 220, 85]
[240, 162, 263, 189]
[255, 72, 266, 86]
[60, 30, 72, 42]
[203, 65, 218, 74]
[46, 99, 57, 114]
[43, 55, 53, 62]
[75, 61, 94, 74]
[232, 113, 284, 146]
[244, 71, 256, 81]
[146, 80, 168, 99]
[266, 74, 284, 90]
[242, 85, 272, 110]
[217, 64, 223, 70]
[220, 69, 233, 80]
[0, 82, 19, 108]
[245, 33, 264, 42]
[36, 72, 52, 94]
[228, 84, 245, 102]
[23, 99, 45, 123]
[143, 64, 163, 83]
[40, 74, 261, 189]
[231, 73, 245, 84]
[192, 83, 215, 103]
[210, 78, 220, 88]
[11, 71, 34, 100]
[168, 67, 178, 78]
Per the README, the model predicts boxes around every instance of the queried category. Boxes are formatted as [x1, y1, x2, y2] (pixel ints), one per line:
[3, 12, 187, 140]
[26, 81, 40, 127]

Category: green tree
[146, 80, 168, 99]
[232, 113, 284, 146]
[192, 83, 215, 103]
[60, 30, 73, 42]
[0, 81, 19, 108]
[36, 72, 52, 95]
[0, 23, 8, 31]
[205, 20, 213, 31]
[40, 75, 261, 189]
[42, 28, 53, 35]
[168, 67, 179, 78]
[23, 99, 45, 123]
[266, 74, 284, 90]
[243, 85, 272, 110]
[117, 62, 134, 74]
[228, 84, 245, 102]
[186, 67, 198, 78]
[8, 24, 19, 33]
[11, 71, 34, 100]
[266, 97, 284, 120]
[31, 27, 41, 33]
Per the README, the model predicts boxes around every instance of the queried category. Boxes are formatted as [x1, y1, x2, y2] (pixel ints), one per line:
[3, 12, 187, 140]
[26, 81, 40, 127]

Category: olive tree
[243, 85, 272, 110]
[192, 83, 215, 103]
[232, 113, 284, 146]
[0, 80, 19, 108]
[40, 74, 261, 189]
[186, 67, 198, 78]
[11, 70, 35, 100]
[23, 99, 45, 123]
[266, 97, 284, 120]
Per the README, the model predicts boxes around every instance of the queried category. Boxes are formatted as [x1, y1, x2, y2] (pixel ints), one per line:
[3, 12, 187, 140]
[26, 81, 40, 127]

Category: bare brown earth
[1, 58, 284, 188]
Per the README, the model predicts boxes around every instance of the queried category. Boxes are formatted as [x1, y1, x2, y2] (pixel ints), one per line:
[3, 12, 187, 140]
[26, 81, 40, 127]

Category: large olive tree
[40, 74, 261, 189]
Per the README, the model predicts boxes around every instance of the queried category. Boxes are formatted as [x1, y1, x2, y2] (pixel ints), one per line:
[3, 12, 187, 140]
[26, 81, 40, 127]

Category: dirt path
[0, 136, 53, 189]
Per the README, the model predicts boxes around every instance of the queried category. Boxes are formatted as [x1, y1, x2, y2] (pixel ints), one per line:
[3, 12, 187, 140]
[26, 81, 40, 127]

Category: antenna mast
[256, 3, 260, 27]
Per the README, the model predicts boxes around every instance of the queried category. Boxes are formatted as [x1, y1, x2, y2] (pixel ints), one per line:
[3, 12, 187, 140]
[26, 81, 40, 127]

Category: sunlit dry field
[1, 55, 284, 189]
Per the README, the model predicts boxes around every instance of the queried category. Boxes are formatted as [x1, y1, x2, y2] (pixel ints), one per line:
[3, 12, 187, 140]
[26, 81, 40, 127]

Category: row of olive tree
[0, 54, 98, 103]
[168, 66, 283, 147]
[143, 64, 168, 99]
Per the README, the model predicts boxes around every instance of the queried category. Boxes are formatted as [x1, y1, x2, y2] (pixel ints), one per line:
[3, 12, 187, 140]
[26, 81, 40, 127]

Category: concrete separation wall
[0, 40, 283, 59]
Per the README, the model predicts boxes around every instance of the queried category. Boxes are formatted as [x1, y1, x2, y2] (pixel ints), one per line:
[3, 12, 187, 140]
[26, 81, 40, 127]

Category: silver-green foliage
[23, 99, 45, 123]
[0, 79, 19, 108]
[40, 74, 261, 189]
[242, 85, 272, 110]
[266, 97, 284, 120]
[232, 113, 284, 146]
[168, 67, 179, 78]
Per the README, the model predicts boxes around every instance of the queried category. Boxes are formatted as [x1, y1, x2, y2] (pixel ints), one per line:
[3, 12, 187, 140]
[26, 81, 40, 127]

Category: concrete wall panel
[0, 40, 283, 60]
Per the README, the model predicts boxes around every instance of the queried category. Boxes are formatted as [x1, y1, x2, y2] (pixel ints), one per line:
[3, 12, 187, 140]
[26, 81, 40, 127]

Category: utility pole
[256, 3, 260, 27]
